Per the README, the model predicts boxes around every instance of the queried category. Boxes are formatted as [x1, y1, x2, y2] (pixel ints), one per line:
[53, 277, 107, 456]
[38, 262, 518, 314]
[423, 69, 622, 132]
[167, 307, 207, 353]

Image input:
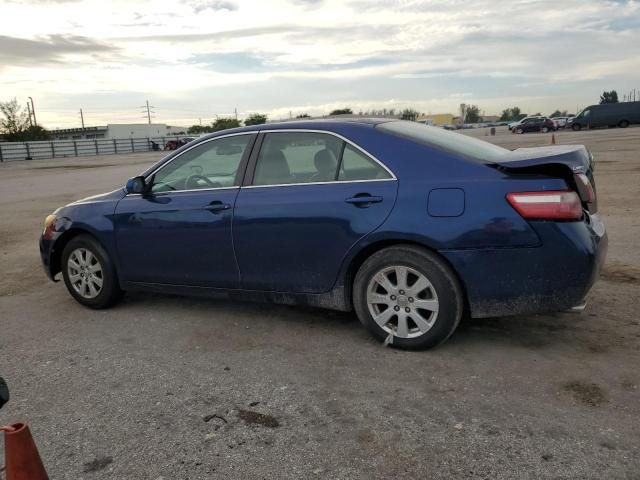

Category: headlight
[42, 214, 57, 240]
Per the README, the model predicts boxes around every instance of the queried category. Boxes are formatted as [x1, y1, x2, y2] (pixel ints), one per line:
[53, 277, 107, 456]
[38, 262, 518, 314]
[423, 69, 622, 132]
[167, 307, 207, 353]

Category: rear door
[233, 130, 398, 293]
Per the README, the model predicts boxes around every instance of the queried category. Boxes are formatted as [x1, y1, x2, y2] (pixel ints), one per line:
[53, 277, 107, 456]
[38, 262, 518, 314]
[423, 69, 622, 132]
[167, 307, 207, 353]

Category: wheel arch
[50, 228, 102, 278]
[343, 240, 470, 314]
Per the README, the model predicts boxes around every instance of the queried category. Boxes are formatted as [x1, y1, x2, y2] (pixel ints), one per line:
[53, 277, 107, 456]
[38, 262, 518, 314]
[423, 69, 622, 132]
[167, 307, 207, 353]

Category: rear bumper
[441, 214, 607, 318]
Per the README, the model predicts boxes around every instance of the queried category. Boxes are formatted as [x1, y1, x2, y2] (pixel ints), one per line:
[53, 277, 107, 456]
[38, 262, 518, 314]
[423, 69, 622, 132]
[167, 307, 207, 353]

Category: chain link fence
[0, 135, 192, 162]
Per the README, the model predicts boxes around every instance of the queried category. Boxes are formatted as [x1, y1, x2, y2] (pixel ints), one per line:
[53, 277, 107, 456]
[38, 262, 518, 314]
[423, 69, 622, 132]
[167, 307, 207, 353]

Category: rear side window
[378, 120, 509, 163]
[253, 132, 343, 185]
[252, 132, 392, 186]
[338, 144, 391, 181]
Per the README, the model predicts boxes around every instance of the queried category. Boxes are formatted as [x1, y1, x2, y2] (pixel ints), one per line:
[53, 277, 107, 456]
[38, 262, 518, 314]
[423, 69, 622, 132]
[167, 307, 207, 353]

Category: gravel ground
[0, 127, 638, 479]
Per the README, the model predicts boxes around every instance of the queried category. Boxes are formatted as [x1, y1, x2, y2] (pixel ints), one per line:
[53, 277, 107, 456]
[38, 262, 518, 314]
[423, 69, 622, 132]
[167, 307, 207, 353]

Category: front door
[114, 133, 255, 287]
[233, 131, 398, 293]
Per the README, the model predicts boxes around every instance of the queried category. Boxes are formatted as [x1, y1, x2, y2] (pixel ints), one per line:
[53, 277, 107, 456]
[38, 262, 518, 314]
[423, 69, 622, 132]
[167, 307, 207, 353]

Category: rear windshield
[377, 120, 509, 163]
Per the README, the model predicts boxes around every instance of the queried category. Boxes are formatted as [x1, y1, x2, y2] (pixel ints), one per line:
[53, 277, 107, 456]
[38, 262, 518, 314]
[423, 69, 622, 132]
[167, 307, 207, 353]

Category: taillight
[575, 173, 595, 204]
[506, 191, 583, 220]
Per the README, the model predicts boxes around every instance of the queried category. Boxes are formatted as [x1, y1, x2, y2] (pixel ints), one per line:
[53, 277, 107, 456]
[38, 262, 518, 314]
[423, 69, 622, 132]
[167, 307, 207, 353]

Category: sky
[1, 0, 639, 129]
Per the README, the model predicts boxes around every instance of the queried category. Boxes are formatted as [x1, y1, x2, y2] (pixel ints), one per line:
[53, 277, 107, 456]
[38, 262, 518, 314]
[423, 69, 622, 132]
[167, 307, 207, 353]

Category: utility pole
[26, 102, 33, 126]
[234, 108, 238, 120]
[28, 97, 37, 125]
[79, 108, 85, 133]
[140, 100, 155, 124]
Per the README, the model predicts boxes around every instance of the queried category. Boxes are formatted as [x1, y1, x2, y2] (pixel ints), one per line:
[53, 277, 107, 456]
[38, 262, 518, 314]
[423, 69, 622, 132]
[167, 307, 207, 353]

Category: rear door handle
[345, 194, 383, 207]
[205, 200, 231, 212]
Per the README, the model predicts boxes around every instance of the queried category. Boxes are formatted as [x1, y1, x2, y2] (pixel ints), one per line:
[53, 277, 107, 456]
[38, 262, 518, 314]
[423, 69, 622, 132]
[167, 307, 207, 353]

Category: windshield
[377, 120, 509, 163]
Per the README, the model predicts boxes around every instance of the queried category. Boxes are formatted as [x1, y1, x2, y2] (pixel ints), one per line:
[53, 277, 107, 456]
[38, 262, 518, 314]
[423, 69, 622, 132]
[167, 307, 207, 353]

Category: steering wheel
[185, 174, 219, 189]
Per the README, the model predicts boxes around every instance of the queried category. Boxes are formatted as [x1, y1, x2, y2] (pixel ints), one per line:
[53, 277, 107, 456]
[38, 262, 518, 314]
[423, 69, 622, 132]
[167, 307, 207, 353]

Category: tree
[329, 108, 353, 115]
[0, 98, 30, 141]
[400, 108, 419, 121]
[600, 90, 619, 104]
[187, 125, 214, 134]
[295, 113, 311, 119]
[0, 98, 50, 141]
[211, 118, 241, 131]
[244, 113, 267, 126]
[22, 125, 51, 141]
[499, 106, 524, 121]
[550, 109, 568, 117]
[465, 105, 481, 123]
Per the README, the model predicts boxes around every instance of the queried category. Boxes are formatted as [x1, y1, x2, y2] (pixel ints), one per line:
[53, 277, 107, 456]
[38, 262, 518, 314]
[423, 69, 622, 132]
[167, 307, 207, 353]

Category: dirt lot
[0, 127, 638, 479]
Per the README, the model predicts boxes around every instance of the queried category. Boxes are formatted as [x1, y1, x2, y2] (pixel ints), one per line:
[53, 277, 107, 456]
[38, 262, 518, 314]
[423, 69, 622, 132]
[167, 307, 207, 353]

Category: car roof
[198, 117, 396, 140]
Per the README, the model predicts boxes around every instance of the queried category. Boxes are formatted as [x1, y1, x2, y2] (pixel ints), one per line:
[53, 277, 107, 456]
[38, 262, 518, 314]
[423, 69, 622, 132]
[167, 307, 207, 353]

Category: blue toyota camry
[40, 119, 607, 349]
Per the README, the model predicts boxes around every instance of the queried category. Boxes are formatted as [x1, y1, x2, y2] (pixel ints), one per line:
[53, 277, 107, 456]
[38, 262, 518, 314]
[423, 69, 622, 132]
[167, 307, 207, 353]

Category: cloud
[1, 0, 639, 127]
[182, 0, 237, 13]
[0, 34, 117, 67]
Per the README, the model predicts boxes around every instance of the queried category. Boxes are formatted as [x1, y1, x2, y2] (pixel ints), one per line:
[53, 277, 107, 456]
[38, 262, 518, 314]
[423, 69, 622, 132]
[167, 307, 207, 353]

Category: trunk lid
[492, 145, 597, 213]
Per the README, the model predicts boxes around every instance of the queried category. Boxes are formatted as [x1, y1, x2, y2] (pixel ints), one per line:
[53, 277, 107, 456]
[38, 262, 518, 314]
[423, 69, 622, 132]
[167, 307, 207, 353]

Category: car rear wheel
[61, 234, 123, 309]
[572, 124, 582, 131]
[353, 246, 463, 350]
[542, 126, 550, 133]
[618, 120, 630, 128]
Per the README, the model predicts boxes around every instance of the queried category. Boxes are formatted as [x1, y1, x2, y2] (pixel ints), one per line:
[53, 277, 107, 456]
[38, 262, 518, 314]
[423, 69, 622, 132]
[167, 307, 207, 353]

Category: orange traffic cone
[551, 133, 556, 145]
[1, 423, 49, 480]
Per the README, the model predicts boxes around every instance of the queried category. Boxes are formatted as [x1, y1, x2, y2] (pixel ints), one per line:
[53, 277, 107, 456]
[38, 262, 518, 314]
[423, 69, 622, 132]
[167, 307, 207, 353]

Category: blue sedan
[40, 119, 607, 349]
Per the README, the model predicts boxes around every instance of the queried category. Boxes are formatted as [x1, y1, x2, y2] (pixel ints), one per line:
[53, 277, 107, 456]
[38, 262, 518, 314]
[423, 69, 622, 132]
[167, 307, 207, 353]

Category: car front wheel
[353, 246, 463, 350]
[572, 124, 582, 131]
[61, 234, 123, 309]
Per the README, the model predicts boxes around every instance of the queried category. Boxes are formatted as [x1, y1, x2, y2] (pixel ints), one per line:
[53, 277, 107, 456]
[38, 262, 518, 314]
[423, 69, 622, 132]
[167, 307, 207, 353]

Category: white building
[50, 123, 188, 140]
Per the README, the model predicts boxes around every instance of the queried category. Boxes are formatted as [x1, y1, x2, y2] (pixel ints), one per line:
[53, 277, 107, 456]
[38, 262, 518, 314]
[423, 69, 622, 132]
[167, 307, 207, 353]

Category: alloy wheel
[67, 248, 103, 299]
[366, 265, 439, 339]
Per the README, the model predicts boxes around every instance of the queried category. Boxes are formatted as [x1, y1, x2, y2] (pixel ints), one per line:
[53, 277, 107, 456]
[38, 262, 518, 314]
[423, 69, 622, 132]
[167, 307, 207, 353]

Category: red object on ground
[1, 423, 49, 480]
[551, 133, 556, 144]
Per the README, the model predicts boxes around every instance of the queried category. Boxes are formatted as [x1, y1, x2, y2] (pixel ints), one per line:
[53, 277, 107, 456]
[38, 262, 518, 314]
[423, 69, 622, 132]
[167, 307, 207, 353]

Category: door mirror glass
[126, 176, 147, 194]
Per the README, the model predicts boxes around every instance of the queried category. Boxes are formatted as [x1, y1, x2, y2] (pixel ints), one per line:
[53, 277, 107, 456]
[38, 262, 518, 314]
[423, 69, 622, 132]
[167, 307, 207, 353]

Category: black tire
[618, 120, 630, 128]
[542, 126, 549, 133]
[572, 123, 582, 131]
[353, 245, 463, 350]
[61, 234, 123, 309]
[516, 128, 524, 134]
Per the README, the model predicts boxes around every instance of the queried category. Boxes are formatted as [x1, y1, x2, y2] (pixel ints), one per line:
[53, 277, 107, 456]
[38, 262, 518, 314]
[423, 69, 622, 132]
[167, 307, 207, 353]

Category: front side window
[151, 135, 250, 192]
[252, 132, 392, 186]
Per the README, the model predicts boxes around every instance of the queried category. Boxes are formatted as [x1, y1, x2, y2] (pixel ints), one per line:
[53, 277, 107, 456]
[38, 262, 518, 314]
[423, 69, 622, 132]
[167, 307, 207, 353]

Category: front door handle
[345, 194, 383, 207]
[205, 200, 231, 212]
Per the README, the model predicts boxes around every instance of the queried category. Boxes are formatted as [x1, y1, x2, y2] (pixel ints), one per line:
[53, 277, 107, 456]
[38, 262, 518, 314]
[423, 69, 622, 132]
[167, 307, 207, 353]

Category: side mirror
[125, 176, 151, 195]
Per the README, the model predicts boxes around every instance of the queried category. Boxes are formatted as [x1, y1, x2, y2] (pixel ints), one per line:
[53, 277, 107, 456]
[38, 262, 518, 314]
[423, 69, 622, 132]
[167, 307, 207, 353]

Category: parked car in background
[513, 117, 556, 134]
[39, 119, 606, 350]
[508, 116, 544, 131]
[551, 117, 569, 129]
[164, 137, 195, 150]
[567, 102, 640, 131]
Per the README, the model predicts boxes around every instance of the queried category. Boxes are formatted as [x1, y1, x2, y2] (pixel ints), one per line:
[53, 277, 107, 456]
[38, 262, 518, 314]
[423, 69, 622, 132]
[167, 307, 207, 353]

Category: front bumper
[441, 214, 607, 318]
